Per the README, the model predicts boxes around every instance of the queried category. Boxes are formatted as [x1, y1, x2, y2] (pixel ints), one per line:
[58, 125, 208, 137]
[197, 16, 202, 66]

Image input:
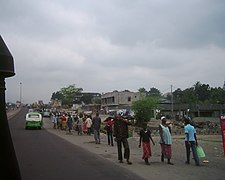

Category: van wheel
[25, 126, 28, 130]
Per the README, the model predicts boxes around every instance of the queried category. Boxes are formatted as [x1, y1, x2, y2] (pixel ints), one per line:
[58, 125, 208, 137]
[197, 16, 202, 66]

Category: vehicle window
[28, 114, 40, 118]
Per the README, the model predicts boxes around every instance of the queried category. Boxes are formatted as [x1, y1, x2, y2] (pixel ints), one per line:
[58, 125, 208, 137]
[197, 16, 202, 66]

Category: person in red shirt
[105, 117, 114, 146]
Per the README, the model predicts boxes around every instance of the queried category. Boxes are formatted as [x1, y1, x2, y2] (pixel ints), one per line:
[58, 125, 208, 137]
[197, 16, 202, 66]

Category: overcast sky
[1, 0, 225, 104]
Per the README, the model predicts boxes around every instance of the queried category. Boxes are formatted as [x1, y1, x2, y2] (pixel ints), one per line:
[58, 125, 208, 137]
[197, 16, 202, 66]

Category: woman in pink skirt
[139, 123, 155, 165]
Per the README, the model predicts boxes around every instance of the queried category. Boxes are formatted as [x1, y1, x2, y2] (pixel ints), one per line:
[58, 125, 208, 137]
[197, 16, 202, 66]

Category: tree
[92, 96, 102, 104]
[80, 93, 101, 105]
[194, 81, 210, 103]
[210, 87, 225, 104]
[148, 87, 161, 97]
[51, 91, 63, 100]
[51, 84, 83, 106]
[131, 96, 159, 127]
[173, 88, 183, 103]
[80, 93, 93, 104]
[138, 87, 147, 94]
[182, 88, 197, 104]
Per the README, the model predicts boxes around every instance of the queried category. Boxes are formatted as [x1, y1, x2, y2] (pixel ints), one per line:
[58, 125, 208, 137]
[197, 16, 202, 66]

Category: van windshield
[28, 114, 40, 118]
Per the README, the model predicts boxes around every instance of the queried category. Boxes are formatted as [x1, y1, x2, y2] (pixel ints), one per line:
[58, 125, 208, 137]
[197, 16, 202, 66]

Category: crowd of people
[49, 111, 200, 166]
[51, 111, 93, 135]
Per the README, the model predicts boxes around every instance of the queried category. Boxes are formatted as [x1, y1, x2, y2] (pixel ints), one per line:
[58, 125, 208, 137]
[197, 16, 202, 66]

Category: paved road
[9, 108, 143, 180]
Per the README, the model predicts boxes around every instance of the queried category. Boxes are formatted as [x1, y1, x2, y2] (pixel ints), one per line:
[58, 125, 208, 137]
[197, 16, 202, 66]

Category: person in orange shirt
[61, 113, 67, 130]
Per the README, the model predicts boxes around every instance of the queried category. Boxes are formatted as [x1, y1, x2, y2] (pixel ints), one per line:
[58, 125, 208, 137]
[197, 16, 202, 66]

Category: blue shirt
[184, 124, 196, 141]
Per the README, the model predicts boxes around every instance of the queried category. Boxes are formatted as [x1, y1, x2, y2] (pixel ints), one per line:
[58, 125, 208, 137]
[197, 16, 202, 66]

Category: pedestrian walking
[92, 112, 101, 144]
[159, 116, 174, 165]
[77, 113, 83, 135]
[184, 117, 200, 166]
[51, 113, 57, 129]
[82, 116, 88, 134]
[85, 115, 92, 135]
[139, 123, 155, 165]
[67, 113, 73, 134]
[104, 117, 114, 146]
[61, 113, 67, 130]
[56, 112, 61, 129]
[114, 113, 132, 165]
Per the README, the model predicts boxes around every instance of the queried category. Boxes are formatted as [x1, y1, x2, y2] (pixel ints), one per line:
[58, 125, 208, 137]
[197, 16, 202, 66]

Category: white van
[25, 112, 43, 129]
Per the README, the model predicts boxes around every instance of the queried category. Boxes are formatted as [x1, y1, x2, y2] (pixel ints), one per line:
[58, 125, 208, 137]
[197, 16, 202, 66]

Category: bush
[131, 96, 158, 127]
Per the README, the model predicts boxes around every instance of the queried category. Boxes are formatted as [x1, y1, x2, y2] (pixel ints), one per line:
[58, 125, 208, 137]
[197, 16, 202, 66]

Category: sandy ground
[43, 116, 225, 180]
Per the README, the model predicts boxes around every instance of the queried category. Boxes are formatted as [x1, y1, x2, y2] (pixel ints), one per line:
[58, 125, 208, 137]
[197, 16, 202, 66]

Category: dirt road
[44, 117, 225, 180]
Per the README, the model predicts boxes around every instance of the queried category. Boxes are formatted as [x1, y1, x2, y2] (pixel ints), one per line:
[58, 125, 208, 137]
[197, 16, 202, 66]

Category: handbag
[196, 145, 205, 158]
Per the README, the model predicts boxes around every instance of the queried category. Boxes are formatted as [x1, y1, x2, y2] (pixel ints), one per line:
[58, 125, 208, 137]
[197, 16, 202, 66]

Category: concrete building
[51, 99, 62, 109]
[159, 103, 225, 120]
[101, 90, 143, 113]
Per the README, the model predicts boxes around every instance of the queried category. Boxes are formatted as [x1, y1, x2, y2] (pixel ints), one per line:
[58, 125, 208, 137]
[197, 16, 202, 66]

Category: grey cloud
[1, 0, 225, 103]
[90, 0, 225, 48]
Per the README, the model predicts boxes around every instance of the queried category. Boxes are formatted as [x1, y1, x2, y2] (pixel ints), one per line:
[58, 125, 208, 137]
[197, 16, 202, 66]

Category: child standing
[139, 124, 155, 165]
[105, 117, 114, 146]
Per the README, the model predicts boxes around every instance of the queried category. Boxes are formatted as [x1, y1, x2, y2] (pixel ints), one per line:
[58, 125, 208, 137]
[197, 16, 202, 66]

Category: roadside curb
[7, 108, 21, 120]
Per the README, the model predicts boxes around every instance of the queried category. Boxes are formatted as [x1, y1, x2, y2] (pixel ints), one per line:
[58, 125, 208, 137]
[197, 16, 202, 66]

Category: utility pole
[171, 85, 173, 118]
[20, 82, 22, 106]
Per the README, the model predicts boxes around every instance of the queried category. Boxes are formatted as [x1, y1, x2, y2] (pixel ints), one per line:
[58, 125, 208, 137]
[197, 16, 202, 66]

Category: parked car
[43, 109, 51, 117]
[28, 108, 34, 113]
[25, 112, 43, 129]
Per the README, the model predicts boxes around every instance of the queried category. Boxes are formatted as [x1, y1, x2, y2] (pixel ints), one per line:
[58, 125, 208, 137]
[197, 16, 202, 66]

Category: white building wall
[101, 90, 143, 109]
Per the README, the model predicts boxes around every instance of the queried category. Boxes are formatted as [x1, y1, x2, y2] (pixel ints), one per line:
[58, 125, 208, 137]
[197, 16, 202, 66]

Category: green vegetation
[51, 84, 101, 107]
[51, 84, 83, 106]
[172, 81, 225, 104]
[138, 87, 161, 97]
[131, 96, 159, 126]
[139, 81, 225, 105]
